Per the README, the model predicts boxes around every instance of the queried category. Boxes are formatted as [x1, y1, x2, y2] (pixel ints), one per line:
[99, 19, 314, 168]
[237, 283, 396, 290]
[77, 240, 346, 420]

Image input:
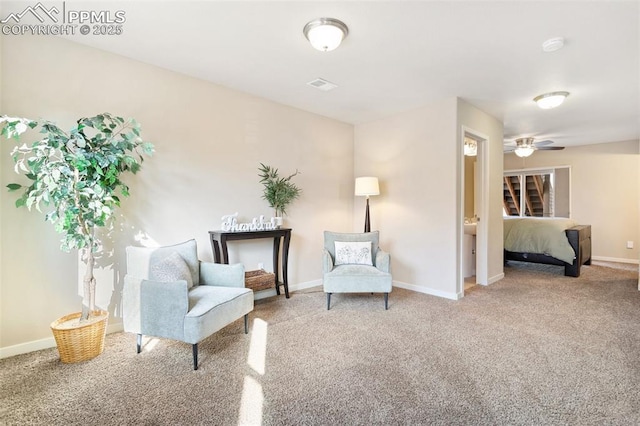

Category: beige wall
[354, 98, 458, 297]
[353, 98, 503, 298]
[1, 35, 354, 350]
[504, 140, 640, 262]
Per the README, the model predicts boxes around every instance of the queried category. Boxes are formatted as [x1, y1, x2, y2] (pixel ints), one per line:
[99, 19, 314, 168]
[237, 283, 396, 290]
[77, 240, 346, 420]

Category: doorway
[459, 128, 489, 296]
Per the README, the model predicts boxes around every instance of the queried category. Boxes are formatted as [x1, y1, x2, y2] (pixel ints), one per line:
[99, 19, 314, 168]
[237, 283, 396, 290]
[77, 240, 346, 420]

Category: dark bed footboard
[564, 225, 592, 276]
[504, 224, 592, 277]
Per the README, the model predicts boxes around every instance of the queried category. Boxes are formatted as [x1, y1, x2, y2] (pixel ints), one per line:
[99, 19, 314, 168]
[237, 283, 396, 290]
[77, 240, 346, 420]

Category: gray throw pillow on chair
[149, 251, 194, 289]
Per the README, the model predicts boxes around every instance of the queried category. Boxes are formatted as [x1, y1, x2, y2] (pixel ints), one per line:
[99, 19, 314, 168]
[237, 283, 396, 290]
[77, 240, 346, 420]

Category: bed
[503, 217, 592, 277]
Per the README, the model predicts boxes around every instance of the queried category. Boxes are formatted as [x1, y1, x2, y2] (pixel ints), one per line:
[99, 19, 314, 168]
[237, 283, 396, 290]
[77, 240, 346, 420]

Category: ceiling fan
[504, 137, 565, 157]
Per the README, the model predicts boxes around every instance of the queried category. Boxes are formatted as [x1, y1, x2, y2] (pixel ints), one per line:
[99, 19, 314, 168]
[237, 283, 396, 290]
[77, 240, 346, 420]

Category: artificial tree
[258, 163, 302, 218]
[1, 113, 153, 322]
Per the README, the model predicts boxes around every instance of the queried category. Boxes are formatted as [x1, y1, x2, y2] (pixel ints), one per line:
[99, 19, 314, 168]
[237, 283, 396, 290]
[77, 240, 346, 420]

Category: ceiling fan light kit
[514, 137, 536, 158]
[514, 146, 535, 158]
[303, 18, 349, 52]
[534, 91, 570, 109]
[506, 137, 564, 157]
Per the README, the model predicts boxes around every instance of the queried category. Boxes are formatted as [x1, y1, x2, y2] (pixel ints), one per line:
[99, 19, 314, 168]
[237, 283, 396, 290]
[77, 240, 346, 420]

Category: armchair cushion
[184, 285, 254, 344]
[200, 262, 245, 287]
[324, 265, 392, 293]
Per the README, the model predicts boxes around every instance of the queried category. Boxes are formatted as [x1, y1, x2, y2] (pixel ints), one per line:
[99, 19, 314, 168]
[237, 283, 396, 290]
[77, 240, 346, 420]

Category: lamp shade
[355, 177, 379, 196]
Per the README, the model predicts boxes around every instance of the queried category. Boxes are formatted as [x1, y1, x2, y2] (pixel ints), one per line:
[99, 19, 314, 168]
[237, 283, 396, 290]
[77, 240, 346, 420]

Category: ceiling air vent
[307, 78, 338, 92]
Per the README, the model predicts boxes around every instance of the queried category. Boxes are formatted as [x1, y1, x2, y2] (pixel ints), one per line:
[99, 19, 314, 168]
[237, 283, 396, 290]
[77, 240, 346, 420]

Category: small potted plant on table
[258, 163, 302, 227]
[1, 113, 153, 363]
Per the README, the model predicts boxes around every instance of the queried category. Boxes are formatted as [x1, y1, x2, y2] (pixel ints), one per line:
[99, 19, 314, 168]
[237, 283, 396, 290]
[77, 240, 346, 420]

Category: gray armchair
[323, 231, 392, 310]
[123, 239, 253, 370]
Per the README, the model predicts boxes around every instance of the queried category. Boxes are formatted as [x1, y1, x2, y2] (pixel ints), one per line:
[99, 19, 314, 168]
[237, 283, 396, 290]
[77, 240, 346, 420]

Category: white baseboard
[0, 322, 124, 360]
[253, 279, 322, 301]
[591, 256, 639, 265]
[290, 279, 323, 292]
[392, 280, 460, 300]
[488, 272, 505, 284]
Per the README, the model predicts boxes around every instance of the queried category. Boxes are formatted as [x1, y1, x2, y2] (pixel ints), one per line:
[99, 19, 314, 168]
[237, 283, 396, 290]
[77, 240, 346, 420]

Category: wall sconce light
[303, 18, 349, 52]
[355, 177, 379, 233]
[533, 91, 570, 109]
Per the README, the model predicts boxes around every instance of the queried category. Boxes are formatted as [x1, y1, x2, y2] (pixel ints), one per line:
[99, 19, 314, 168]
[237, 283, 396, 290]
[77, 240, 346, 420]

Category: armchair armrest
[140, 279, 189, 341]
[376, 249, 391, 273]
[322, 249, 334, 273]
[199, 262, 245, 287]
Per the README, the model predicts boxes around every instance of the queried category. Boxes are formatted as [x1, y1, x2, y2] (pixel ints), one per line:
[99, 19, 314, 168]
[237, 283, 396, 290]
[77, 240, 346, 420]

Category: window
[503, 167, 570, 218]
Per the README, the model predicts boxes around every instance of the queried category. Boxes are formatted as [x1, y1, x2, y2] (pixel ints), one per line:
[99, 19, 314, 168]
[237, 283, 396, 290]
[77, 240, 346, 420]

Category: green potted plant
[258, 163, 302, 227]
[1, 113, 153, 363]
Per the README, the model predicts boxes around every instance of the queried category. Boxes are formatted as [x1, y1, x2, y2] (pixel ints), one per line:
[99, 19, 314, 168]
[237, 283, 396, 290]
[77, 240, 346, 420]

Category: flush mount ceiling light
[534, 91, 570, 109]
[303, 18, 349, 52]
[542, 37, 565, 52]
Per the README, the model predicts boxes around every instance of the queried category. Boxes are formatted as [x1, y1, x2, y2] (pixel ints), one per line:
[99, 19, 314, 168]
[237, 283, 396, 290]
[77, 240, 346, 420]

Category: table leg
[211, 237, 222, 263]
[221, 236, 229, 264]
[282, 232, 291, 298]
[273, 237, 281, 295]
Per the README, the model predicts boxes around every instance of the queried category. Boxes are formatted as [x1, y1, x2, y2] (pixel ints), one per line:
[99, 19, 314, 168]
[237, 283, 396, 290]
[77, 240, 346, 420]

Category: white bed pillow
[334, 241, 373, 266]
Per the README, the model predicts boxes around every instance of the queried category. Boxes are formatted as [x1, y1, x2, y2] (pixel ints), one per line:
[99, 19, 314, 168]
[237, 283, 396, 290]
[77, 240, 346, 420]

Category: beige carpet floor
[1, 261, 639, 425]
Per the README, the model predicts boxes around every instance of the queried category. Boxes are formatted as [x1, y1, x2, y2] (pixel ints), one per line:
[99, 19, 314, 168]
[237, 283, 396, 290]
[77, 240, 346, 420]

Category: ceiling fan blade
[503, 148, 516, 153]
[534, 140, 554, 147]
[536, 146, 564, 150]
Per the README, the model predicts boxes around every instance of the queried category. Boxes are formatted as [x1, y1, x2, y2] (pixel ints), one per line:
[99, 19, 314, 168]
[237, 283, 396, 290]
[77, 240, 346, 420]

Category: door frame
[458, 126, 489, 296]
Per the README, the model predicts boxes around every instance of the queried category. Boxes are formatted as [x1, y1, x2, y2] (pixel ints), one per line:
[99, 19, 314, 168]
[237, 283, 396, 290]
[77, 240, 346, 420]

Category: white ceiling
[48, 1, 640, 147]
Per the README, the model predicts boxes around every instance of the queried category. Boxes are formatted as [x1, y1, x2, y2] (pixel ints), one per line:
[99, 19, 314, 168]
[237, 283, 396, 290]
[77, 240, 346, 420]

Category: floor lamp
[355, 177, 379, 232]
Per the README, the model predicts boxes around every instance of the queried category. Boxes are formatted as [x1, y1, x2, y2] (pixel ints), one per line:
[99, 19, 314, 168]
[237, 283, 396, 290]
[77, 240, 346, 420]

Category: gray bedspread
[504, 217, 577, 264]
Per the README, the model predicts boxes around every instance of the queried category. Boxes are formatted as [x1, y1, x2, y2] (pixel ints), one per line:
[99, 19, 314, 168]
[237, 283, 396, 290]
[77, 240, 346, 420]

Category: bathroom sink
[464, 223, 477, 235]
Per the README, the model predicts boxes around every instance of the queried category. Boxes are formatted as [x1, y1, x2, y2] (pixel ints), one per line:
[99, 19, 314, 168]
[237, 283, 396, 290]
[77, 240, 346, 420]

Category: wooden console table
[208, 228, 292, 298]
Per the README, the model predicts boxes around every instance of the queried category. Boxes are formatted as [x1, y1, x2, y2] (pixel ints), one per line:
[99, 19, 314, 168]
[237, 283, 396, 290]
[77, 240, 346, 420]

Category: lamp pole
[355, 176, 379, 234]
[364, 196, 371, 232]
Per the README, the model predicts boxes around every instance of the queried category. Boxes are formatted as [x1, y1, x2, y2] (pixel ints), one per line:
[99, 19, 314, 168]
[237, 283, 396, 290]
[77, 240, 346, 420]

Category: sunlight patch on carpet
[144, 337, 160, 352]
[238, 375, 263, 425]
[247, 317, 268, 375]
